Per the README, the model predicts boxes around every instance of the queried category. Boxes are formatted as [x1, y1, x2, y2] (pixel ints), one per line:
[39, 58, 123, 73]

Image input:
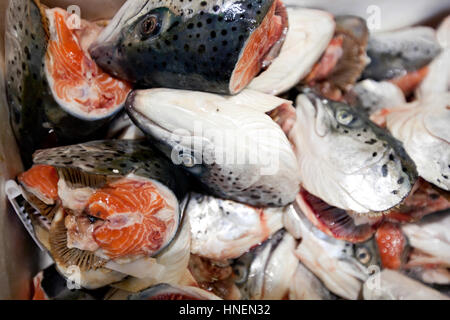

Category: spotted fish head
[89, 0, 288, 94]
[32, 139, 189, 200]
[362, 27, 442, 81]
[126, 88, 301, 207]
[28, 140, 190, 267]
[293, 92, 417, 214]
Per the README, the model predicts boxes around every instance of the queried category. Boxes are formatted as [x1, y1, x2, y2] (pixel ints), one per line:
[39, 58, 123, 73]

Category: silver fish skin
[417, 15, 450, 98]
[292, 203, 380, 300]
[232, 230, 298, 300]
[362, 27, 442, 81]
[289, 262, 334, 300]
[128, 283, 222, 300]
[126, 88, 301, 207]
[386, 93, 450, 191]
[363, 269, 449, 300]
[401, 210, 450, 267]
[291, 92, 417, 213]
[186, 193, 284, 260]
[352, 80, 406, 116]
[404, 267, 450, 287]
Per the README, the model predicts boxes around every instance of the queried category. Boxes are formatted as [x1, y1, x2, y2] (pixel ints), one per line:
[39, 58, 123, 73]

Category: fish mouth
[89, 41, 130, 82]
[125, 91, 178, 139]
[297, 189, 382, 243]
[229, 0, 289, 94]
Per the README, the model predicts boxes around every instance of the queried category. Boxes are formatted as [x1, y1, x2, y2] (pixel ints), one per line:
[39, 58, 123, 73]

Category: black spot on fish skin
[365, 139, 377, 145]
[381, 164, 388, 177]
[92, 0, 278, 94]
[429, 193, 440, 200]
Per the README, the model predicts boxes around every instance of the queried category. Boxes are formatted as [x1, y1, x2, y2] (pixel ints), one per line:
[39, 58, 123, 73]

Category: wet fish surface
[291, 92, 417, 214]
[127, 88, 301, 207]
[90, 0, 289, 94]
[386, 93, 450, 191]
[362, 27, 441, 81]
[18, 140, 189, 288]
[186, 193, 284, 260]
[5, 0, 131, 166]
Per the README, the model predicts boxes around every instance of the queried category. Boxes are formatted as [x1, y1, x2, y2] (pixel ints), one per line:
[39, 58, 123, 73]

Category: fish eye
[233, 264, 248, 285]
[355, 247, 371, 265]
[140, 15, 160, 38]
[87, 214, 103, 224]
[336, 109, 354, 126]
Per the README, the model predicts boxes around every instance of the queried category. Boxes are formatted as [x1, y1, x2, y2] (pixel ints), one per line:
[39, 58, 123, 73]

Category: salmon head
[89, 0, 288, 94]
[293, 206, 381, 300]
[126, 88, 301, 207]
[292, 92, 418, 214]
[5, 0, 131, 166]
[386, 93, 450, 191]
[128, 284, 222, 300]
[24, 140, 189, 270]
[362, 27, 441, 81]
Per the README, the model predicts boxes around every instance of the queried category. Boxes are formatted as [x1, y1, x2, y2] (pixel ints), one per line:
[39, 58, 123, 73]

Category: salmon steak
[18, 140, 189, 271]
[5, 0, 131, 166]
[45, 8, 131, 120]
[89, 178, 176, 261]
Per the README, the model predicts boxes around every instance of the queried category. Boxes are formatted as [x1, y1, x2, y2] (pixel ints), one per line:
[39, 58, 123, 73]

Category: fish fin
[57, 167, 108, 189]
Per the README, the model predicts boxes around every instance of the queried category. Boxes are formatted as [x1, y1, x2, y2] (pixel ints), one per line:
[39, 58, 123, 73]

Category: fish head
[351, 239, 381, 270]
[90, 0, 287, 94]
[232, 230, 288, 300]
[333, 238, 381, 277]
[386, 93, 450, 191]
[362, 27, 442, 81]
[293, 206, 375, 300]
[89, 2, 181, 81]
[128, 283, 221, 300]
[127, 88, 301, 207]
[125, 89, 215, 179]
[294, 92, 417, 213]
